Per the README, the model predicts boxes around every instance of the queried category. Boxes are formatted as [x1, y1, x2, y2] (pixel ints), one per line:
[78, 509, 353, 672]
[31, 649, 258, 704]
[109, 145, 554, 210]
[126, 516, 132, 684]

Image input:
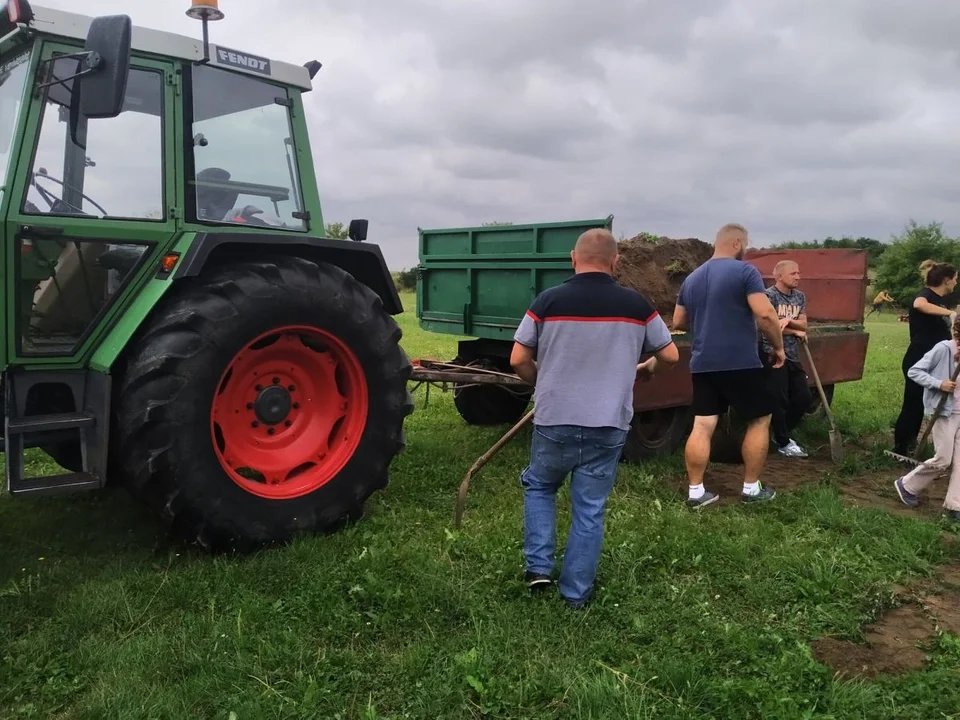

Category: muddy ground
[614, 235, 714, 324]
[810, 561, 960, 678]
[673, 442, 959, 679]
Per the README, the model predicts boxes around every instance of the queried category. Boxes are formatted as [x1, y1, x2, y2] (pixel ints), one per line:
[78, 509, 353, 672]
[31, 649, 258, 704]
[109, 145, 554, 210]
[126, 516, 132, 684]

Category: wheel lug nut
[293, 402, 300, 409]
[255, 384, 263, 391]
[288, 385, 295, 392]
[268, 428, 275, 435]
[284, 420, 292, 428]
[246, 403, 253, 410]
[273, 377, 280, 384]
[251, 421, 259, 428]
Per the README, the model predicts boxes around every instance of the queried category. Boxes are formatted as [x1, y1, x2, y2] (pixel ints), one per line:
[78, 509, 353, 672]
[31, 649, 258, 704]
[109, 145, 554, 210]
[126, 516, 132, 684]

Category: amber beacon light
[185, 1, 224, 63]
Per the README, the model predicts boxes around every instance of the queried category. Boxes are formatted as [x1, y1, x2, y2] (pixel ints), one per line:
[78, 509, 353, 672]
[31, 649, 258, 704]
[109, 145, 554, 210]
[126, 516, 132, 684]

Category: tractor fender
[172, 231, 403, 315]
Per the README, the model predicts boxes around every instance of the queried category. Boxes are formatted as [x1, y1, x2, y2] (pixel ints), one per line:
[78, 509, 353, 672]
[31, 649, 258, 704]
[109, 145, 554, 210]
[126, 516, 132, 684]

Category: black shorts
[691, 368, 775, 421]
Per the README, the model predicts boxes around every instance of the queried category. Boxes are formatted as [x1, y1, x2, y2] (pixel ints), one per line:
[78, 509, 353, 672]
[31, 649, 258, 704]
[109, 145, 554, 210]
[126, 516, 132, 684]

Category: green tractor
[0, 1, 413, 550]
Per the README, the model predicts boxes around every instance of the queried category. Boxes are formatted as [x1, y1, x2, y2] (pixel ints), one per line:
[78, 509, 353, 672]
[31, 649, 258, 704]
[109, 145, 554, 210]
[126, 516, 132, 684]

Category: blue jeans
[520, 423, 628, 605]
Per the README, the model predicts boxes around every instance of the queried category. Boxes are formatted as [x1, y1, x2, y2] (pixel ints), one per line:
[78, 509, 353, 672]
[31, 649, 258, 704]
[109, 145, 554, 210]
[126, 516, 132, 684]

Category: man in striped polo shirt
[510, 228, 680, 608]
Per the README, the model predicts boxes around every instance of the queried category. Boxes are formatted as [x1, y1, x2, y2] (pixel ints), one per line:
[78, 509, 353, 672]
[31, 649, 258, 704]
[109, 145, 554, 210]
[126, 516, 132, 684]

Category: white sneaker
[778, 439, 808, 458]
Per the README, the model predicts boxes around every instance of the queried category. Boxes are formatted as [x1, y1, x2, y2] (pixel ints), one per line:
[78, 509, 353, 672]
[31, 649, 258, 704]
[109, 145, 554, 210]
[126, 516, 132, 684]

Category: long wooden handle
[802, 341, 836, 428]
[454, 408, 535, 529]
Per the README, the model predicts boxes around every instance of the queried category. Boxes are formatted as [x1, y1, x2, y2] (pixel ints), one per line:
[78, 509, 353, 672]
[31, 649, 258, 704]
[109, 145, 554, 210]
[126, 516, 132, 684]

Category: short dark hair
[926, 263, 957, 287]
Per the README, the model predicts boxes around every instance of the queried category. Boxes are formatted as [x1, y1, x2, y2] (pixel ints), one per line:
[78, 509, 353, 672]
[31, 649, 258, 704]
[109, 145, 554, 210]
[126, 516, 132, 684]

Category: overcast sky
[33, 0, 960, 270]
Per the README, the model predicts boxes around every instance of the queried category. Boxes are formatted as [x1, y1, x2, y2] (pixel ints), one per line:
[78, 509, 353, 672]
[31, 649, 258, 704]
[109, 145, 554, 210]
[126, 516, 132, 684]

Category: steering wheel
[30, 169, 109, 217]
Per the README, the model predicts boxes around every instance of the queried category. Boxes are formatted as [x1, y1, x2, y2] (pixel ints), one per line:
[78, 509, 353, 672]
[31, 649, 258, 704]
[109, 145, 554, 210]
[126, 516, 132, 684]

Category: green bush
[394, 268, 418, 292]
[874, 221, 960, 306]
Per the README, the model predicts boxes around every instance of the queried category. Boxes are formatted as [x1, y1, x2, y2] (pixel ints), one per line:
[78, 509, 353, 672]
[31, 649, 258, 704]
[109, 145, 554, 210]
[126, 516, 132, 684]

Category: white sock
[743, 481, 760, 495]
[689, 483, 705, 499]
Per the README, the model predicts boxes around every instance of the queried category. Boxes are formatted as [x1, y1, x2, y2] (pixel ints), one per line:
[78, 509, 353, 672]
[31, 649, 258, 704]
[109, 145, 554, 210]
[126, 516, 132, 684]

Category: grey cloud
[30, 0, 960, 272]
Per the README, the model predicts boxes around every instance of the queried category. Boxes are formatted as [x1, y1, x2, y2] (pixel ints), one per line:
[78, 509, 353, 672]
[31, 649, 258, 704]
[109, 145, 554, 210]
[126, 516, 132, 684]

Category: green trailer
[414, 217, 870, 462]
[0, 2, 413, 550]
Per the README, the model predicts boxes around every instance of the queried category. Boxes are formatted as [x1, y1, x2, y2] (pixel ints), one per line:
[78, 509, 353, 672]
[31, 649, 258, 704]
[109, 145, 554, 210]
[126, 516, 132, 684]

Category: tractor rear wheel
[113, 256, 413, 551]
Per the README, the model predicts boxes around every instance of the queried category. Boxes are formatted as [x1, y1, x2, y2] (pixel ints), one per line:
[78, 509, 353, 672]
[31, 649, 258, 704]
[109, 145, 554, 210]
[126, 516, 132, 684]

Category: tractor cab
[0, 2, 410, 551]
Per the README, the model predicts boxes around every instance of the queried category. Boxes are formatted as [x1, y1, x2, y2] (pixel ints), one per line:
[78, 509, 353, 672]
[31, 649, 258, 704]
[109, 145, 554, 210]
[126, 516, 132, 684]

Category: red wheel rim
[210, 325, 368, 500]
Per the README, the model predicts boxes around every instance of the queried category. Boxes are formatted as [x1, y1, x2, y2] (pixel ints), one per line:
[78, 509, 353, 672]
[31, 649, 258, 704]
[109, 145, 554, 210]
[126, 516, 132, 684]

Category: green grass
[1, 300, 958, 719]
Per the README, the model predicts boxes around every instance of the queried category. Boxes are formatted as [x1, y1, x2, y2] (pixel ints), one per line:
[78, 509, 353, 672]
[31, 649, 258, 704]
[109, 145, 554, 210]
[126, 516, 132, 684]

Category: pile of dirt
[613, 235, 714, 323]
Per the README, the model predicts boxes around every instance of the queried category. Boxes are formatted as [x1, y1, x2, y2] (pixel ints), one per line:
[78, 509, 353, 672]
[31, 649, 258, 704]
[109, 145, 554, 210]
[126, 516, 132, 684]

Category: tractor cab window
[190, 64, 306, 230]
[0, 46, 31, 205]
[23, 55, 164, 220]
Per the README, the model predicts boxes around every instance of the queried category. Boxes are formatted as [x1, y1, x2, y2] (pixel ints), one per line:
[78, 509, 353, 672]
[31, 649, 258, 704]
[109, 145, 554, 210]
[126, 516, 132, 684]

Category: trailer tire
[709, 410, 747, 464]
[452, 358, 532, 426]
[622, 407, 692, 462]
[113, 256, 413, 552]
[805, 383, 835, 415]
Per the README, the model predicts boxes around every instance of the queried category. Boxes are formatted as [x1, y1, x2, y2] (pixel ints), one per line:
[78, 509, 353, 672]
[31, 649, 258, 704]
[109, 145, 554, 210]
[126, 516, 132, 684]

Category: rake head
[882, 449, 924, 467]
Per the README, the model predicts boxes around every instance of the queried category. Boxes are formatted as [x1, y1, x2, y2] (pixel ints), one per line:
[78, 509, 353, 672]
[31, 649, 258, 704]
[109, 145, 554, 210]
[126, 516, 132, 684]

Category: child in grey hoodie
[896, 314, 960, 521]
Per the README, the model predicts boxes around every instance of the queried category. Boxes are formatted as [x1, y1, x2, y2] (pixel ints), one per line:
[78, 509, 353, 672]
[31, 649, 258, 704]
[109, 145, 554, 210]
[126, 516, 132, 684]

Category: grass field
[1, 300, 959, 719]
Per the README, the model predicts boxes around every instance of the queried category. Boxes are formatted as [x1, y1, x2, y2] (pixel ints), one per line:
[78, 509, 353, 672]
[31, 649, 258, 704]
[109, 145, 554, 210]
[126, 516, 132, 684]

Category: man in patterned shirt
[759, 260, 813, 458]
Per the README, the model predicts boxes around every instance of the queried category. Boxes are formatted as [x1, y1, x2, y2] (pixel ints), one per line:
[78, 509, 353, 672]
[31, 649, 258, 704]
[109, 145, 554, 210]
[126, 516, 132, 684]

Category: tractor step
[7, 412, 95, 434]
[3, 369, 112, 498]
[8, 472, 102, 497]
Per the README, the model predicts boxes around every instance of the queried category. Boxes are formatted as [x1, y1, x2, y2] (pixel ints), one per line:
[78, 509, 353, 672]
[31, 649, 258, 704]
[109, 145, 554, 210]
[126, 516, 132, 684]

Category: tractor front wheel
[114, 257, 413, 551]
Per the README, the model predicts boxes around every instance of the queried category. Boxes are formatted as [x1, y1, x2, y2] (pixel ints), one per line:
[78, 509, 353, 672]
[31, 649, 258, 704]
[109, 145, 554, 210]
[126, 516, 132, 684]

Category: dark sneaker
[945, 509, 960, 523]
[741, 482, 776, 503]
[895, 477, 920, 508]
[524, 571, 553, 593]
[686, 490, 720, 509]
[563, 584, 595, 609]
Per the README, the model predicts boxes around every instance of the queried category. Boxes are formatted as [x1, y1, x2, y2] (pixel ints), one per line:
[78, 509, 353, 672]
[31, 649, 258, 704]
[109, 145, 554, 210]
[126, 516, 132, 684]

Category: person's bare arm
[637, 313, 681, 379]
[672, 304, 687, 332]
[784, 312, 807, 333]
[637, 341, 680, 379]
[510, 342, 537, 386]
[914, 295, 953, 317]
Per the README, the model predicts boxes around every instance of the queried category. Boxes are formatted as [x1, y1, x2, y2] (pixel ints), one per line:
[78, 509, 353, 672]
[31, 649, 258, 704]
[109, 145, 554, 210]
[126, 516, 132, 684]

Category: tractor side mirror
[348, 218, 369, 242]
[78, 14, 132, 119]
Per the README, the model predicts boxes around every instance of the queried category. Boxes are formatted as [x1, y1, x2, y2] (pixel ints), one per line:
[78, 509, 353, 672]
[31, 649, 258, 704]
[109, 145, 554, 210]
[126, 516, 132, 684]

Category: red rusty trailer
[412, 220, 870, 462]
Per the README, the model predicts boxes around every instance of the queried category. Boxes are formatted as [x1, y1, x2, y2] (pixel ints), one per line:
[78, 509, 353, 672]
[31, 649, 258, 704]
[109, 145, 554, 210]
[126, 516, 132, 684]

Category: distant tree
[324, 222, 349, 239]
[874, 221, 960, 305]
[394, 268, 418, 291]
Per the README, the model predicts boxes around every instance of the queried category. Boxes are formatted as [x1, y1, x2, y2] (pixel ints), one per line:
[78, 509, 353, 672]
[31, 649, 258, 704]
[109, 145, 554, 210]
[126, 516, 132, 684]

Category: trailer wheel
[114, 256, 413, 551]
[709, 410, 747, 464]
[805, 383, 835, 415]
[622, 407, 692, 462]
[452, 358, 532, 425]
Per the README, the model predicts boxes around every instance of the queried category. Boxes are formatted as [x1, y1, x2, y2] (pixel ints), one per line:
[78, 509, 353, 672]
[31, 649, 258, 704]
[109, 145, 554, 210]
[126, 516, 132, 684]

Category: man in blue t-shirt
[673, 223, 785, 508]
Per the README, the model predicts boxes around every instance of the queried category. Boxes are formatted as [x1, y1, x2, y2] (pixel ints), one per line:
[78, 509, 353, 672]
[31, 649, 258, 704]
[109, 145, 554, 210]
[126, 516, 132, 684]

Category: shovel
[884, 360, 960, 466]
[802, 340, 844, 463]
[454, 408, 535, 529]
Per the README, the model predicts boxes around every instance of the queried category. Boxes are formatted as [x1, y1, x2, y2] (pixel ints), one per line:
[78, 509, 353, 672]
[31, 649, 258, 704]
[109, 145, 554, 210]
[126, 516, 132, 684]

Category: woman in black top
[892, 263, 958, 454]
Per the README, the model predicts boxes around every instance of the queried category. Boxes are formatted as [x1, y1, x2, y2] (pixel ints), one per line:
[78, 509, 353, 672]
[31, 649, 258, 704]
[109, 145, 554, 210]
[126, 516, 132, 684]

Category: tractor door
[3, 41, 179, 366]
[1, 40, 179, 495]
